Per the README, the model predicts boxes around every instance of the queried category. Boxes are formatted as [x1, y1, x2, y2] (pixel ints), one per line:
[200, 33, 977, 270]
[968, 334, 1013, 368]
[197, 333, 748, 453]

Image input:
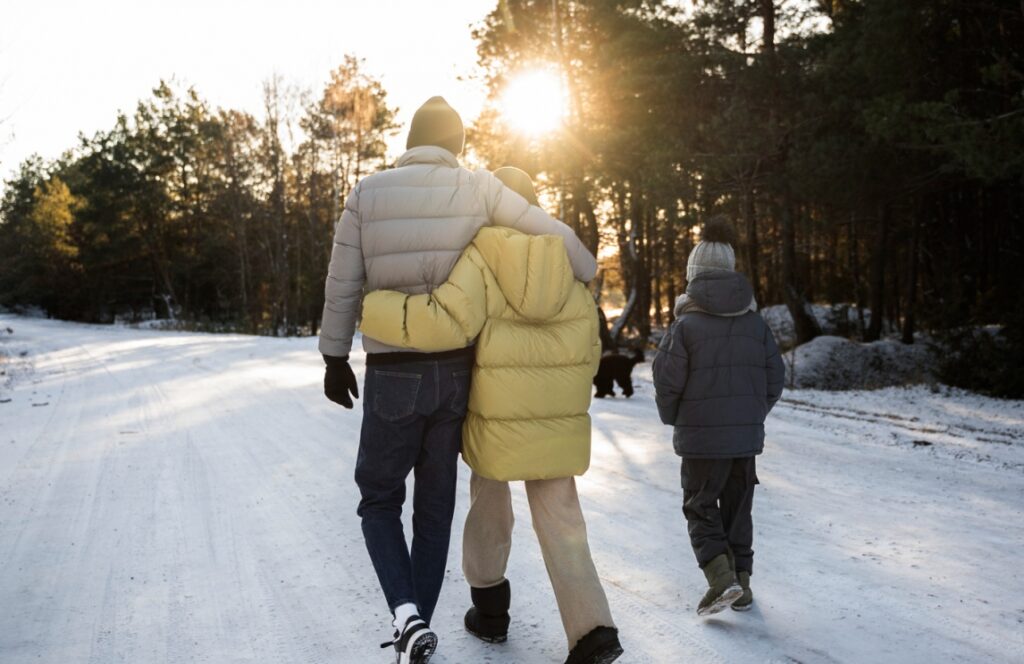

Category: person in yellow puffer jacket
[359, 167, 623, 664]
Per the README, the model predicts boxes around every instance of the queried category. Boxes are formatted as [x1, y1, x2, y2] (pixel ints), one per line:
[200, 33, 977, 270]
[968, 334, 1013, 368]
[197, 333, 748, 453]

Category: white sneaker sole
[398, 628, 436, 664]
[697, 583, 744, 617]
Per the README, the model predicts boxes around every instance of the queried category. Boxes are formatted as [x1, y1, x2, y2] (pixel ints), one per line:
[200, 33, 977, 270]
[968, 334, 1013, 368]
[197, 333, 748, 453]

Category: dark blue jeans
[355, 354, 472, 623]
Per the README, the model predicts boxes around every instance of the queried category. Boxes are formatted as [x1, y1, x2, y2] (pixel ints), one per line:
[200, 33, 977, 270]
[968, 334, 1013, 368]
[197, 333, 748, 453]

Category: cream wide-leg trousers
[461, 472, 615, 649]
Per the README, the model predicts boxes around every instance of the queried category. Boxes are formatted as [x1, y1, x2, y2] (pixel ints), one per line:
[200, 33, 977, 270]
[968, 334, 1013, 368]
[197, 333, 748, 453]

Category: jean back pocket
[370, 370, 422, 422]
[449, 369, 472, 412]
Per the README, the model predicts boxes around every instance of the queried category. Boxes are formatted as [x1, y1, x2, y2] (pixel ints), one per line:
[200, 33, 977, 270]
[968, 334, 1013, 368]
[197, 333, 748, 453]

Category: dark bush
[936, 306, 1024, 399]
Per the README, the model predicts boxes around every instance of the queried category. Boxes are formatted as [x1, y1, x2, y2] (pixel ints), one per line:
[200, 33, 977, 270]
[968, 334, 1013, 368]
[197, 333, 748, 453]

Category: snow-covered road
[1, 316, 1022, 664]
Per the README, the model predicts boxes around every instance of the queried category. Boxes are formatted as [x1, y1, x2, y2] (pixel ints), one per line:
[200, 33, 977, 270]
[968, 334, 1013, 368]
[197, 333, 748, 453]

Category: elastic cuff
[475, 577, 510, 590]
[697, 546, 730, 569]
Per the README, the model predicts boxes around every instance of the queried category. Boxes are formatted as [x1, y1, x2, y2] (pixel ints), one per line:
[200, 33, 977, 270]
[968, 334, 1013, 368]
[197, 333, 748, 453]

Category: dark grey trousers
[681, 456, 758, 575]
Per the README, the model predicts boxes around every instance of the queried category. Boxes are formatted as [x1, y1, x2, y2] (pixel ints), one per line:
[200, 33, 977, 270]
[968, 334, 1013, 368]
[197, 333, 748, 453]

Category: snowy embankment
[1, 315, 1022, 664]
[761, 305, 936, 390]
[784, 335, 935, 390]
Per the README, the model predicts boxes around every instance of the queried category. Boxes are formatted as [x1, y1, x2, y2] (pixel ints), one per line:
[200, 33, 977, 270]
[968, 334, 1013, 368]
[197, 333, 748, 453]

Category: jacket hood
[396, 145, 460, 169]
[676, 271, 757, 317]
[472, 227, 575, 321]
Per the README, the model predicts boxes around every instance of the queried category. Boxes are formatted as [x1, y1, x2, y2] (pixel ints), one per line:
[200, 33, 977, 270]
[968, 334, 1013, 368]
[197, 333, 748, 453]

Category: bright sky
[0, 0, 494, 182]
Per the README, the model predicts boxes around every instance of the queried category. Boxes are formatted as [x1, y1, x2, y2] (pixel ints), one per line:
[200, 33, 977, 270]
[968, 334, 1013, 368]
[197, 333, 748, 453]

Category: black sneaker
[380, 615, 437, 664]
[565, 626, 623, 664]
[464, 580, 511, 643]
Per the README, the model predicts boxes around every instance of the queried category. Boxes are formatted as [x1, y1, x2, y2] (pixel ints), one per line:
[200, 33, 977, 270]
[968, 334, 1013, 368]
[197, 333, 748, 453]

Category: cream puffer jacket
[318, 146, 597, 356]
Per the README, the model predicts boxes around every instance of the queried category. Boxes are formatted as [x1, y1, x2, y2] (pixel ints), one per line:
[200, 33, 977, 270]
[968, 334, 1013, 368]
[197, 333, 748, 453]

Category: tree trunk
[652, 239, 663, 328]
[666, 218, 679, 322]
[263, 78, 291, 335]
[827, 219, 841, 303]
[866, 205, 890, 342]
[573, 181, 600, 256]
[611, 192, 642, 345]
[636, 202, 652, 340]
[782, 199, 822, 344]
[901, 215, 919, 344]
[848, 212, 866, 338]
[760, 0, 776, 55]
[597, 303, 614, 352]
[744, 187, 761, 303]
[610, 287, 637, 345]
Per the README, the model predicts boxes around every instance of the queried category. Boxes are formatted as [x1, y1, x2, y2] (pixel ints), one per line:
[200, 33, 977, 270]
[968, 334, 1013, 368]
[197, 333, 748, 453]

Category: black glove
[323, 354, 359, 408]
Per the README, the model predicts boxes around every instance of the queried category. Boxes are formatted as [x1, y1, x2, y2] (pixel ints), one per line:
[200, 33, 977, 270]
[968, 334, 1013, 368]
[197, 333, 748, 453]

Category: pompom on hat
[686, 216, 737, 282]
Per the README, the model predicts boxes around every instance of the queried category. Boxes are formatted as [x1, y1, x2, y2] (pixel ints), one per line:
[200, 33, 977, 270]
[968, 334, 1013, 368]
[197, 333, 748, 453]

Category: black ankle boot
[565, 626, 623, 664]
[464, 580, 511, 643]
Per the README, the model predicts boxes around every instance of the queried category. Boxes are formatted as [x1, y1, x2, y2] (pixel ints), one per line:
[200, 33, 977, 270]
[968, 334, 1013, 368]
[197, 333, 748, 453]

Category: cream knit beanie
[686, 217, 737, 282]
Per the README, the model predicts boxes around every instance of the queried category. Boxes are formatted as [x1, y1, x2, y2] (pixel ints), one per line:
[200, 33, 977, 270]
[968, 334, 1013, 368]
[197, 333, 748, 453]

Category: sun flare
[500, 69, 567, 136]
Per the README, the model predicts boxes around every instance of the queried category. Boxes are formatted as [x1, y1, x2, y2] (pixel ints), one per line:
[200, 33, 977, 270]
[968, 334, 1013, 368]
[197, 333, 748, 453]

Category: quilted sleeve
[358, 250, 488, 352]
[652, 319, 689, 426]
[319, 185, 365, 357]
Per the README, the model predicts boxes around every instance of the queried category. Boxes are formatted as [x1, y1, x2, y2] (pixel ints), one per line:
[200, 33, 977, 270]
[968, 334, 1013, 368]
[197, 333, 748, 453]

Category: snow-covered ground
[1, 315, 1022, 664]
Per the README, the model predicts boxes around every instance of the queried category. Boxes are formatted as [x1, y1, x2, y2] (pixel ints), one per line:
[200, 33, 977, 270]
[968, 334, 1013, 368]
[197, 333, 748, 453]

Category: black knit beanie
[406, 96, 465, 155]
[494, 166, 539, 206]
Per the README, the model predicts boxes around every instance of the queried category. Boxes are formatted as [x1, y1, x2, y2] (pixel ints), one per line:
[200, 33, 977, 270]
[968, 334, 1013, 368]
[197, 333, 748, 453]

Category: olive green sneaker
[731, 571, 753, 611]
[697, 553, 743, 616]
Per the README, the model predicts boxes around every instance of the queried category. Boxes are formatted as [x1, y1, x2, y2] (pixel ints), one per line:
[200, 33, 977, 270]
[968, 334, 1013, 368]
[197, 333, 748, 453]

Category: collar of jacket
[396, 145, 460, 168]
[674, 293, 758, 317]
[675, 271, 758, 318]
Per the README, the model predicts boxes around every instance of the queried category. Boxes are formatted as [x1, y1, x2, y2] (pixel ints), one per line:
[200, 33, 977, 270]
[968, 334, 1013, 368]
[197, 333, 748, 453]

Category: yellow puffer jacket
[359, 226, 601, 481]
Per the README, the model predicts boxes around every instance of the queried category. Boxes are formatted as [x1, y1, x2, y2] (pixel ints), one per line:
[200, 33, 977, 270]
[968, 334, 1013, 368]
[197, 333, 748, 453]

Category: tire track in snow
[778, 398, 1021, 445]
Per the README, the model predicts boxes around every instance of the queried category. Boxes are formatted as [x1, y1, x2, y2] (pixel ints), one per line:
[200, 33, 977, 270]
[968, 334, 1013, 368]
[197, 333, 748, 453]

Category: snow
[758, 304, 935, 390]
[2, 315, 1023, 664]
[785, 335, 936, 390]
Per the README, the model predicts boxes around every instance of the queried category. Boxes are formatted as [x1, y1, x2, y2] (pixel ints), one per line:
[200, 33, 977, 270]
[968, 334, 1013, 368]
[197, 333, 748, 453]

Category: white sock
[392, 602, 419, 631]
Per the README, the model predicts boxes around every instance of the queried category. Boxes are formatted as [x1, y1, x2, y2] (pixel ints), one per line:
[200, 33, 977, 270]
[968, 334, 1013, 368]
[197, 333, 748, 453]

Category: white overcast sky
[0, 0, 495, 182]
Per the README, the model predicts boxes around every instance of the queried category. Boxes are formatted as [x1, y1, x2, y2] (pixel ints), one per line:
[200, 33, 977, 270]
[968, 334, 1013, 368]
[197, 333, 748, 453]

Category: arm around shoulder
[359, 251, 489, 352]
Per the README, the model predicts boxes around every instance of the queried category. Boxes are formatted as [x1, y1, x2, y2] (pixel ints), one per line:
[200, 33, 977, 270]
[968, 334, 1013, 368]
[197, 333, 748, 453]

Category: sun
[500, 69, 568, 136]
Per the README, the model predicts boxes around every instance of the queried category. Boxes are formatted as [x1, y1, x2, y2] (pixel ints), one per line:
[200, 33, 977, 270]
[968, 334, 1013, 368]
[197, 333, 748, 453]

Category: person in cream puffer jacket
[359, 168, 622, 664]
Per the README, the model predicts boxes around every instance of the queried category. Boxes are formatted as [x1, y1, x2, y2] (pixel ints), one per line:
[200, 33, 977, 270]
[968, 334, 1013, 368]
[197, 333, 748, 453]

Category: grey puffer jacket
[318, 146, 597, 356]
[652, 271, 785, 458]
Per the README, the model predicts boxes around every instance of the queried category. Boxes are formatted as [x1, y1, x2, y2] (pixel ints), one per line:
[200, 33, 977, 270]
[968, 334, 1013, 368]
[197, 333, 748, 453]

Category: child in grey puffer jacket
[652, 217, 785, 616]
